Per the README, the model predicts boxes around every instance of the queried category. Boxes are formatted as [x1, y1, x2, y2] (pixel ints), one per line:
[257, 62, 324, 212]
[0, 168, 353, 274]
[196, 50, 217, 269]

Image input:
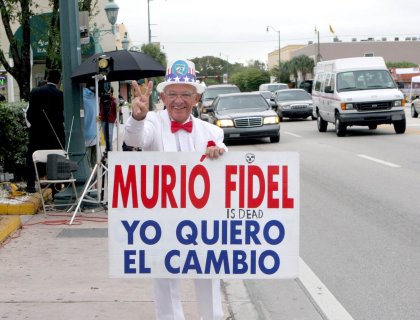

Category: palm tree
[293, 55, 315, 81]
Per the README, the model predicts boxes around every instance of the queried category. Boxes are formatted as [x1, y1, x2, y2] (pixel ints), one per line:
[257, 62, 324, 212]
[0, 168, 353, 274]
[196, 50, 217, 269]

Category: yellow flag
[329, 24, 335, 34]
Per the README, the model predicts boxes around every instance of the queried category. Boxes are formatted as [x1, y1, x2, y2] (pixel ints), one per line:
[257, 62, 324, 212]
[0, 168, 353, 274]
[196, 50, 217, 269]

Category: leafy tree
[141, 43, 167, 67]
[0, 0, 32, 101]
[230, 68, 270, 92]
[191, 56, 230, 84]
[293, 55, 315, 81]
[276, 55, 315, 85]
[245, 59, 266, 70]
[0, 0, 96, 101]
[0, 101, 28, 180]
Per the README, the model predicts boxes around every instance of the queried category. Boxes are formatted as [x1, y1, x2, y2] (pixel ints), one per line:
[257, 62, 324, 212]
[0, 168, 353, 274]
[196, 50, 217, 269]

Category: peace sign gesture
[131, 80, 154, 121]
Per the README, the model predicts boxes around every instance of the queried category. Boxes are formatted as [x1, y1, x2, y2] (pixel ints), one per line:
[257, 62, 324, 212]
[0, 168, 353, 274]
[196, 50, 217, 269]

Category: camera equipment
[97, 55, 113, 76]
[46, 154, 78, 180]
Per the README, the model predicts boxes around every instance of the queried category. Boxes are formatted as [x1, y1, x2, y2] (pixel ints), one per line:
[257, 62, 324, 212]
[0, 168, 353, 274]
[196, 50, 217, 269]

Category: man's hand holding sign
[112, 59, 299, 320]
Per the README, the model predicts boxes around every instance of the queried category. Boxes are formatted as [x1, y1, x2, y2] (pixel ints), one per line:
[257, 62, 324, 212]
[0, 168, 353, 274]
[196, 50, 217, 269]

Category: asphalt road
[226, 108, 420, 320]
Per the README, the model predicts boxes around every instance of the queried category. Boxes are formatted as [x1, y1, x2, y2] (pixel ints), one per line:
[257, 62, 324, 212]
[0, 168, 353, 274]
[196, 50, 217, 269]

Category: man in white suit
[124, 59, 226, 320]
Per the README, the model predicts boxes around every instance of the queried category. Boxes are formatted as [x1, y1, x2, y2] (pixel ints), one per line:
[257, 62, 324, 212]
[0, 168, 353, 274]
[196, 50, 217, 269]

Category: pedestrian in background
[99, 86, 117, 152]
[83, 80, 97, 169]
[25, 69, 65, 193]
[124, 59, 226, 320]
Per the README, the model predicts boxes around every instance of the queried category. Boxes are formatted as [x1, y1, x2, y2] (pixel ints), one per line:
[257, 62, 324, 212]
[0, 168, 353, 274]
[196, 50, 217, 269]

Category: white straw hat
[156, 59, 206, 94]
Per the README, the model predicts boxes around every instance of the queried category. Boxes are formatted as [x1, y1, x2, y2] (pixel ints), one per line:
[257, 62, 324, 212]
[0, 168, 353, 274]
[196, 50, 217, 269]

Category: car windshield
[217, 95, 269, 111]
[337, 70, 396, 92]
[276, 90, 312, 101]
[202, 87, 240, 100]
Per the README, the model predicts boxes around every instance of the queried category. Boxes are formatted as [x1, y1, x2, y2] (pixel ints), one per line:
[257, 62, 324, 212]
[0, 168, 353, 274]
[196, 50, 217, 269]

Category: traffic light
[97, 55, 113, 76]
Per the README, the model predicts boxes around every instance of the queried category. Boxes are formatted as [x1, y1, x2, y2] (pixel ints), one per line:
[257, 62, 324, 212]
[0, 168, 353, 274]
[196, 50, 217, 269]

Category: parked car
[259, 82, 288, 92]
[206, 92, 280, 143]
[196, 84, 240, 120]
[411, 97, 420, 118]
[274, 89, 315, 120]
[255, 90, 277, 110]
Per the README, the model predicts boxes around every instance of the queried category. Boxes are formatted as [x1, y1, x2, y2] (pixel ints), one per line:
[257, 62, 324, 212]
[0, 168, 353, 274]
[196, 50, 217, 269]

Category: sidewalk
[0, 211, 326, 320]
[0, 211, 230, 319]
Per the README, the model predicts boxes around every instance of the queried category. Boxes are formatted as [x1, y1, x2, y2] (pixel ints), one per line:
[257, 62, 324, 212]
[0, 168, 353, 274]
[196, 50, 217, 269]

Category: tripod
[70, 74, 109, 224]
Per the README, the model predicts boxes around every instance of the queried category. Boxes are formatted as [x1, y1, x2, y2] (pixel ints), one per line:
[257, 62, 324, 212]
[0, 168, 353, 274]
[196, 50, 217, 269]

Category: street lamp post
[267, 26, 281, 79]
[121, 32, 130, 50]
[147, 0, 151, 44]
[92, 0, 120, 53]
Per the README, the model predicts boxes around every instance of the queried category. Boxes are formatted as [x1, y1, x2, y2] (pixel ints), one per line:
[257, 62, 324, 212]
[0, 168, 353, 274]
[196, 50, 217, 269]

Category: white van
[312, 57, 406, 136]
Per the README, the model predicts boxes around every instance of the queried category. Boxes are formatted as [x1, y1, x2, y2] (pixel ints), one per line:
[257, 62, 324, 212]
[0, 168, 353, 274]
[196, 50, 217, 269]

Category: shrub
[0, 102, 28, 180]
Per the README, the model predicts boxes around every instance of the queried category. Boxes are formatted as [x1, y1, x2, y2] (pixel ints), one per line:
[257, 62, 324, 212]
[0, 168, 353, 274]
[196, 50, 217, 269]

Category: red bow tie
[171, 120, 193, 133]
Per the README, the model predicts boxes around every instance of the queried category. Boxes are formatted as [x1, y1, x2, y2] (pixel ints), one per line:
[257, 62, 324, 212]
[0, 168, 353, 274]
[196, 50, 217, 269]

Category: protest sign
[108, 151, 299, 279]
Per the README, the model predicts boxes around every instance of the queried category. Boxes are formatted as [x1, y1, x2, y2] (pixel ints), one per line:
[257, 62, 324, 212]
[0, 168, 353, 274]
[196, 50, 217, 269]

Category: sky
[117, 0, 420, 65]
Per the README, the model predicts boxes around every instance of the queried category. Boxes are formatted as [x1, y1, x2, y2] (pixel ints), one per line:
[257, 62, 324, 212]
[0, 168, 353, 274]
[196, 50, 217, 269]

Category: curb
[0, 189, 50, 215]
[0, 215, 21, 243]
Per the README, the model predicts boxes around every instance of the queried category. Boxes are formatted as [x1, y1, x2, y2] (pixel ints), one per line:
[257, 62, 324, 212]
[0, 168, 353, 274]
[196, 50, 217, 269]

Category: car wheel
[411, 105, 419, 118]
[394, 118, 406, 134]
[317, 113, 327, 132]
[335, 115, 346, 137]
[270, 135, 280, 143]
[368, 124, 377, 130]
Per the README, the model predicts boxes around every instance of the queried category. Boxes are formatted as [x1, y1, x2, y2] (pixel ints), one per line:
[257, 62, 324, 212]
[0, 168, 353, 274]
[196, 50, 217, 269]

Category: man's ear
[159, 92, 167, 104]
[194, 93, 201, 103]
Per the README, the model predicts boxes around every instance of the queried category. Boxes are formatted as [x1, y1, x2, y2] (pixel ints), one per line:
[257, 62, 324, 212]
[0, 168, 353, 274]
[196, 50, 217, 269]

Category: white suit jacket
[124, 109, 227, 152]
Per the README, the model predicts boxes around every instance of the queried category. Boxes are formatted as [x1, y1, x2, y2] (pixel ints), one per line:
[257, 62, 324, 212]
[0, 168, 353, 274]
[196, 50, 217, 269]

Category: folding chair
[32, 149, 79, 216]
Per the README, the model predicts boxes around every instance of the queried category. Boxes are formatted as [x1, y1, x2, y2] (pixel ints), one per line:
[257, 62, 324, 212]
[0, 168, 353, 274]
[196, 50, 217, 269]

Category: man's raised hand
[131, 80, 154, 121]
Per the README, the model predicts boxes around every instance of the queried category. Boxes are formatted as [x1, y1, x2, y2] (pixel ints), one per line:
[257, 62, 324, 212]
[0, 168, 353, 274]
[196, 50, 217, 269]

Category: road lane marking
[357, 154, 401, 168]
[284, 131, 302, 138]
[298, 257, 355, 320]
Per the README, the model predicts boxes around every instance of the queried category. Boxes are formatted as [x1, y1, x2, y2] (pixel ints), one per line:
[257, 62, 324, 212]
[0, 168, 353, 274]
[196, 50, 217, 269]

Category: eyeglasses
[165, 92, 196, 100]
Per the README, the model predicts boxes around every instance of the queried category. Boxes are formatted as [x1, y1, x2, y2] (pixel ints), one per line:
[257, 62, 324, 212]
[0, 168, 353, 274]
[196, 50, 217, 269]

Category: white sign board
[108, 151, 299, 279]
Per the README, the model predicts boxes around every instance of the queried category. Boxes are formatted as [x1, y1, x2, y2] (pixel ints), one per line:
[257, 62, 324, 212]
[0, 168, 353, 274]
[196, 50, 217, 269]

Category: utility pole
[147, 0, 151, 43]
[316, 30, 321, 62]
[267, 26, 281, 79]
[59, 0, 89, 182]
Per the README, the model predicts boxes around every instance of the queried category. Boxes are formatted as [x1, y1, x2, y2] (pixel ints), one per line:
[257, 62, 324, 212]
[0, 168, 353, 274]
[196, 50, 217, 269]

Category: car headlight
[340, 103, 354, 110]
[394, 100, 405, 107]
[263, 116, 279, 124]
[215, 119, 234, 127]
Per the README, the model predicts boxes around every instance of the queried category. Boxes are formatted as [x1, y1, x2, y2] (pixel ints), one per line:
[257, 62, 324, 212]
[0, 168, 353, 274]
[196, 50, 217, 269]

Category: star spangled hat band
[156, 59, 206, 94]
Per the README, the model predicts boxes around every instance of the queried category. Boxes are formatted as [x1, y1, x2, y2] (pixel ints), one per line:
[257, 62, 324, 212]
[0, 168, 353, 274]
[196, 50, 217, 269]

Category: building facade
[292, 40, 420, 65]
[267, 44, 305, 70]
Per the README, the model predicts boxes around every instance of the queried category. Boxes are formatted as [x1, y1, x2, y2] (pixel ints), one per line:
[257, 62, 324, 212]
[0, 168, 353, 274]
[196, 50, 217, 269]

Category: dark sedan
[206, 92, 280, 143]
[274, 88, 315, 120]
